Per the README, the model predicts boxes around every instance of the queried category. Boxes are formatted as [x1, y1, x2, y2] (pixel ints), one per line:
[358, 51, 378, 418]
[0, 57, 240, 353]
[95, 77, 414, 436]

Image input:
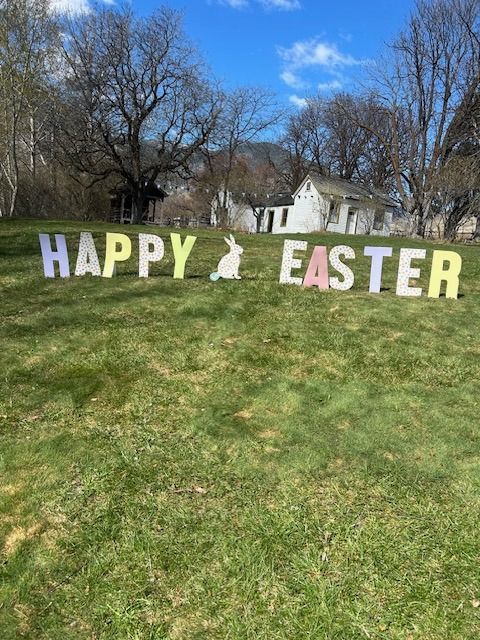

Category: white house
[289, 173, 395, 236]
[211, 191, 295, 234]
[212, 173, 396, 237]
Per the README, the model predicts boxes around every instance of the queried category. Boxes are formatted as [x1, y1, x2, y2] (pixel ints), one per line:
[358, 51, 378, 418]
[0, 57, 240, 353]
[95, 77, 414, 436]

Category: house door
[267, 209, 274, 233]
[346, 209, 357, 234]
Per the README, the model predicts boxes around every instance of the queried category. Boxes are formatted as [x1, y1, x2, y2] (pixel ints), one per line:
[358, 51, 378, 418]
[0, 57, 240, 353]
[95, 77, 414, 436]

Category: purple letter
[39, 234, 70, 278]
[364, 246, 392, 293]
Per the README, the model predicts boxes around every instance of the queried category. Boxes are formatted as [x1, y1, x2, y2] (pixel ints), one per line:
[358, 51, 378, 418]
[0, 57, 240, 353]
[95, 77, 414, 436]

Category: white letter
[139, 234, 165, 278]
[329, 245, 355, 291]
[75, 232, 101, 276]
[396, 248, 426, 296]
[279, 239, 307, 285]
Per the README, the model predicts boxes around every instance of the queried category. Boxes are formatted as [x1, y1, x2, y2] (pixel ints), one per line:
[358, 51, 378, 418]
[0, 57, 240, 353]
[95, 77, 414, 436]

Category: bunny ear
[229, 234, 236, 244]
[224, 236, 232, 246]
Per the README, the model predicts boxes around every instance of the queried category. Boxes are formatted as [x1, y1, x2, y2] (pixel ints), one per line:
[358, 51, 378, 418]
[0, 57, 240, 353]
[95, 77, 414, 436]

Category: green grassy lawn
[1, 218, 480, 639]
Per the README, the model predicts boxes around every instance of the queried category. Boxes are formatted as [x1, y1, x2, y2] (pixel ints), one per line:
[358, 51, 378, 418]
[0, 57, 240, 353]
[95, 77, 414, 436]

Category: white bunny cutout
[210, 234, 244, 281]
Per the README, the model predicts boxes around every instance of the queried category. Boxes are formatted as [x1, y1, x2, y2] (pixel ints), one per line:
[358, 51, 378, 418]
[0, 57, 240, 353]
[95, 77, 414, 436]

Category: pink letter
[303, 246, 329, 289]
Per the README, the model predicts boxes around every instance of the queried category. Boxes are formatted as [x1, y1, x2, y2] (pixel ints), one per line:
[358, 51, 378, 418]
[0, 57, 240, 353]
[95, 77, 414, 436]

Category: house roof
[110, 181, 168, 199]
[264, 193, 295, 207]
[231, 191, 294, 208]
[298, 173, 396, 208]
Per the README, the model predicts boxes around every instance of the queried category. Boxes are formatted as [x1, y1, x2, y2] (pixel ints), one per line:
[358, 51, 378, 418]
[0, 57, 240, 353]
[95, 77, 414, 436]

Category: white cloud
[261, 0, 301, 9]
[216, 0, 301, 10]
[289, 94, 307, 108]
[279, 37, 365, 97]
[317, 79, 342, 92]
[278, 39, 361, 71]
[50, 0, 114, 14]
[280, 70, 308, 90]
[220, 0, 248, 6]
[50, 0, 90, 13]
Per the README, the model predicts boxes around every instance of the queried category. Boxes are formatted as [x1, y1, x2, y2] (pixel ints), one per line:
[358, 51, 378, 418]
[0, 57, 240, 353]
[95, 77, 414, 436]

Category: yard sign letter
[103, 233, 132, 278]
[329, 245, 355, 291]
[279, 240, 307, 285]
[427, 250, 462, 299]
[396, 248, 426, 297]
[39, 233, 70, 278]
[303, 246, 329, 289]
[170, 233, 197, 279]
[139, 233, 165, 278]
[364, 246, 393, 293]
[75, 232, 101, 276]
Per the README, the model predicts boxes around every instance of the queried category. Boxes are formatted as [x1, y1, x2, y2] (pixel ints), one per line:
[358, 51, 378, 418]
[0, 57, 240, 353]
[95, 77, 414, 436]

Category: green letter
[170, 233, 197, 279]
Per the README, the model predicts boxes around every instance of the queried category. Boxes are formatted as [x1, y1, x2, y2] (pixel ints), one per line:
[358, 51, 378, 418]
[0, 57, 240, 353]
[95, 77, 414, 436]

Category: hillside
[1, 219, 480, 639]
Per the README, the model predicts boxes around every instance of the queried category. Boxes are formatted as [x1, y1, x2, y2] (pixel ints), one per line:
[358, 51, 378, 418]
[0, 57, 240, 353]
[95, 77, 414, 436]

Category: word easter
[39, 232, 197, 279]
[279, 240, 462, 298]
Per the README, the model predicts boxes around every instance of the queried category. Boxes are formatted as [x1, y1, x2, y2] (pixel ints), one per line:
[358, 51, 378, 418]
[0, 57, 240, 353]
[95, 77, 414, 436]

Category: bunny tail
[209, 272, 221, 281]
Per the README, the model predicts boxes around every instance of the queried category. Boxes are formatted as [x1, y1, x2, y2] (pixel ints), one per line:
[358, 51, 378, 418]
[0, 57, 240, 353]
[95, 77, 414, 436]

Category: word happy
[279, 240, 462, 298]
[39, 232, 198, 279]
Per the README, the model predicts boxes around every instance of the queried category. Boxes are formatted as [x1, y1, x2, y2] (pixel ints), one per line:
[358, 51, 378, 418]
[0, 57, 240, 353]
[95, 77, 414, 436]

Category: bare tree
[0, 0, 59, 217]
[60, 5, 221, 224]
[358, 209, 377, 235]
[353, 0, 480, 236]
[201, 87, 281, 226]
[437, 83, 480, 240]
[310, 192, 336, 232]
[276, 111, 321, 191]
[228, 158, 277, 232]
[320, 94, 372, 180]
[279, 92, 394, 194]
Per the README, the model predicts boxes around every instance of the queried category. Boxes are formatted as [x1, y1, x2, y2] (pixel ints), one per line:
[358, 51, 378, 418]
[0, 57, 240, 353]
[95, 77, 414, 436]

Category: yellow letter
[102, 233, 132, 278]
[170, 233, 196, 279]
[428, 250, 462, 299]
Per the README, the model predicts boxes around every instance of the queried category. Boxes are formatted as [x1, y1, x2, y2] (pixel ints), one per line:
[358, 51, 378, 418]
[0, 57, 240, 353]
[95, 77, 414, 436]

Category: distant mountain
[236, 141, 289, 169]
[150, 140, 289, 194]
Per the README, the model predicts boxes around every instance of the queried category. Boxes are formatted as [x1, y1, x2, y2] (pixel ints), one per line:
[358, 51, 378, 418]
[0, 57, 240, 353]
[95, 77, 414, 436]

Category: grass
[1, 217, 480, 639]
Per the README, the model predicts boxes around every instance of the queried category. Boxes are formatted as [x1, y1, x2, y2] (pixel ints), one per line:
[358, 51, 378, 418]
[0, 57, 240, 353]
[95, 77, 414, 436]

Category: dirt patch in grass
[234, 409, 253, 420]
[0, 483, 23, 496]
[3, 523, 41, 556]
[258, 429, 281, 439]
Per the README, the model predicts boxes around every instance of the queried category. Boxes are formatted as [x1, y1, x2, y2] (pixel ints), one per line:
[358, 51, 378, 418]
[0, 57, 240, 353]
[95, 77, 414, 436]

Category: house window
[281, 208, 288, 227]
[373, 210, 384, 230]
[328, 201, 339, 224]
[306, 181, 311, 191]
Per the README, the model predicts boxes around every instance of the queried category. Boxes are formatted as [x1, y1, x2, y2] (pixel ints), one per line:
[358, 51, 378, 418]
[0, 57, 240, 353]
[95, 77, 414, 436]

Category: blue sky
[138, 0, 414, 107]
[60, 0, 415, 107]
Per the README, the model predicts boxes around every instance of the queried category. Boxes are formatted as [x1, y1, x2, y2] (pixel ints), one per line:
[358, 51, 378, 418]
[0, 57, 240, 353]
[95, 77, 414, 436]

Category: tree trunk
[30, 115, 36, 180]
[443, 217, 458, 242]
[415, 210, 426, 237]
[8, 181, 17, 217]
[255, 208, 264, 233]
[131, 186, 145, 225]
[217, 206, 228, 228]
